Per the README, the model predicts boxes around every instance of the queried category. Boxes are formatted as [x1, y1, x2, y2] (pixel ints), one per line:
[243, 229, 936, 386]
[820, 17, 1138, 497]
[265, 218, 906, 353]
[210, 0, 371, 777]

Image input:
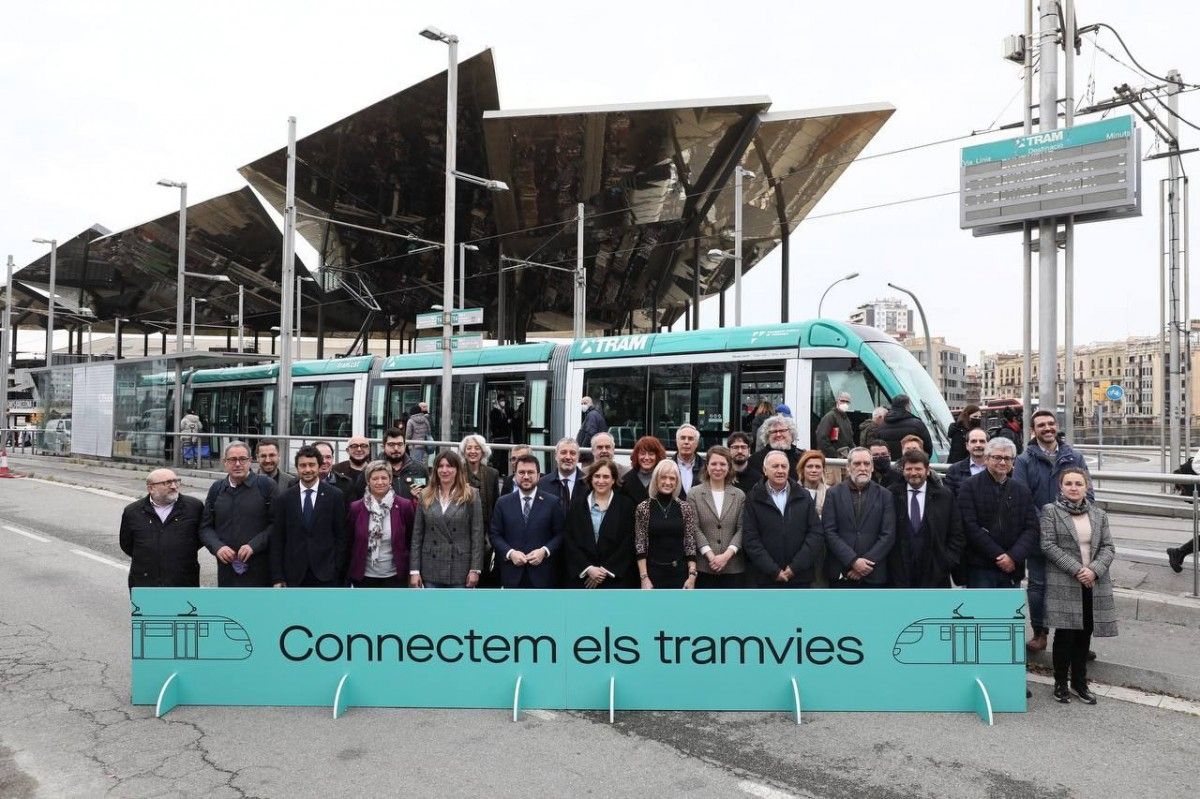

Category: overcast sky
[3, 1, 1197, 364]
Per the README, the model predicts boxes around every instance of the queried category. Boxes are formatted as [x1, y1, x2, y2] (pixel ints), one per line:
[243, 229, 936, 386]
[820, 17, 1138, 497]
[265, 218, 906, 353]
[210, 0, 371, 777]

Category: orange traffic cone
[0, 446, 14, 478]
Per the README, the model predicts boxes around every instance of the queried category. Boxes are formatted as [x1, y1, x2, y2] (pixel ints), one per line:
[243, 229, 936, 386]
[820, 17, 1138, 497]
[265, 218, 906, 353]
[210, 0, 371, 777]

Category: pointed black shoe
[1167, 547, 1185, 573]
[1071, 683, 1097, 704]
[1053, 683, 1071, 704]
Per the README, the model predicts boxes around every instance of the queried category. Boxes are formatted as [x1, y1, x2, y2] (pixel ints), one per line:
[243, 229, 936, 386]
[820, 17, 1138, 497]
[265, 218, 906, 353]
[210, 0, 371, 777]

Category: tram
[179, 320, 954, 463]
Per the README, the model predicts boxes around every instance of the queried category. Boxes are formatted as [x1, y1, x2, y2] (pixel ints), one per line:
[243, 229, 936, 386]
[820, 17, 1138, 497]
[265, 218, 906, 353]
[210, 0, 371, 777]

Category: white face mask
[837, 402, 850, 413]
[581, 403, 589, 411]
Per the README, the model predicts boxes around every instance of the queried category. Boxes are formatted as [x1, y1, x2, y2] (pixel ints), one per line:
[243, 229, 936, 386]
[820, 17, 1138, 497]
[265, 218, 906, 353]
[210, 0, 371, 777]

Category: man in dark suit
[957, 437, 1040, 589]
[822, 447, 896, 587]
[270, 445, 348, 588]
[500, 445, 532, 496]
[888, 450, 965, 588]
[537, 438, 585, 513]
[119, 468, 205, 589]
[945, 427, 990, 496]
[491, 453, 565, 588]
[741, 450, 824, 587]
[314, 440, 354, 496]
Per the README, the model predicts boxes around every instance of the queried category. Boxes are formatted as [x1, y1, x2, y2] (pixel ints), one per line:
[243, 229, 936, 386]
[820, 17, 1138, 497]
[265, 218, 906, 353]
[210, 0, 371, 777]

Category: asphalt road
[1, 476, 1197, 798]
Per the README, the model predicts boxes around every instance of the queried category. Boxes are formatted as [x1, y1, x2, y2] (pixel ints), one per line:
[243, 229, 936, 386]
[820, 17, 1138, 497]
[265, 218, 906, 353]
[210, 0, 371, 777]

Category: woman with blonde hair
[409, 451, 484, 589]
[634, 459, 699, 590]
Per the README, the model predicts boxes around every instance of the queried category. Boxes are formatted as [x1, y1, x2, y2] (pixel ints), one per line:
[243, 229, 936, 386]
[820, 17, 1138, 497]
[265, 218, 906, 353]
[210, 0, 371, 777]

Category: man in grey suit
[822, 446, 896, 587]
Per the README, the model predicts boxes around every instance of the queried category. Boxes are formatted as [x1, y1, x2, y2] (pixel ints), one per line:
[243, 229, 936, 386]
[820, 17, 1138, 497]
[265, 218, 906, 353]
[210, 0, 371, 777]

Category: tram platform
[6, 449, 1200, 703]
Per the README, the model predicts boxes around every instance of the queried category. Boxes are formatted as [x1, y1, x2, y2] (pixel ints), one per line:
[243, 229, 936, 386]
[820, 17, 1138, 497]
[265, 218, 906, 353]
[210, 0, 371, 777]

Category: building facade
[903, 337, 968, 409]
[849, 297, 914, 340]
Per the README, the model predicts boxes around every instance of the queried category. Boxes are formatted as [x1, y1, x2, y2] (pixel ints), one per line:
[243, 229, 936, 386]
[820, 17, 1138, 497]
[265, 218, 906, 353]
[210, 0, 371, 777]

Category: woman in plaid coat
[1040, 467, 1118, 705]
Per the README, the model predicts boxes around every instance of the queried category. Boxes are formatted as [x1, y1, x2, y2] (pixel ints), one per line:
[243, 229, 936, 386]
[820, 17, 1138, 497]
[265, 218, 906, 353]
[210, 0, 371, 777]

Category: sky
[2, 0, 1198, 365]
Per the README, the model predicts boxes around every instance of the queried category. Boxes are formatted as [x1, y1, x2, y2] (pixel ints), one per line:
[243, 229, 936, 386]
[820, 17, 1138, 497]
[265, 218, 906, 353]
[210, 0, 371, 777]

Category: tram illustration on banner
[131, 602, 253, 661]
[892, 603, 1027, 666]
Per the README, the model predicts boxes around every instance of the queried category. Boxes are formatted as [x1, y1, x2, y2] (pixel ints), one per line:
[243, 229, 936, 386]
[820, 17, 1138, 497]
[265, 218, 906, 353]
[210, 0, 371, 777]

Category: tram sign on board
[413, 333, 484, 353]
[960, 115, 1141, 236]
[416, 308, 484, 330]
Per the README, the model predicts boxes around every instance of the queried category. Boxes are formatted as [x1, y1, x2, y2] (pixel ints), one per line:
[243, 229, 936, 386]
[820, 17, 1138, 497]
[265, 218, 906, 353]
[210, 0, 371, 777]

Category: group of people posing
[119, 397, 1116, 704]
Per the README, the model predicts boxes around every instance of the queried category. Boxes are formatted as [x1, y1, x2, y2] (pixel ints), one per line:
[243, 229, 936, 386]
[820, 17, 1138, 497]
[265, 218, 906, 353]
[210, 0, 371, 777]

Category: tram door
[241, 389, 267, 439]
[174, 621, 200, 660]
[951, 624, 978, 664]
[385, 383, 424, 432]
[738, 364, 784, 437]
[484, 378, 529, 471]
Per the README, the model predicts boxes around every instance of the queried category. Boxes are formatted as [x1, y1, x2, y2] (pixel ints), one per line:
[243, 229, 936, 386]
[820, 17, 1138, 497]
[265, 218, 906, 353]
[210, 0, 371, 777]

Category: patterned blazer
[686, 484, 746, 575]
[409, 492, 485, 585]
[1040, 503, 1118, 637]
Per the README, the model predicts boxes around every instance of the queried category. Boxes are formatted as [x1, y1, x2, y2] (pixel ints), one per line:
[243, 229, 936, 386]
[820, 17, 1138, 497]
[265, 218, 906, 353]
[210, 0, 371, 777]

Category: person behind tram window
[405, 402, 433, 465]
[620, 435, 668, 504]
[120, 468, 205, 590]
[1041, 467, 1117, 705]
[742, 449, 823, 588]
[688, 445, 746, 589]
[815, 391, 855, 459]
[957, 437, 1040, 590]
[488, 392, 515, 471]
[947, 404, 982, 464]
[887, 449, 964, 589]
[725, 432, 757, 493]
[746, 413, 803, 481]
[539, 437, 584, 513]
[563, 459, 636, 588]
[821, 446, 896, 588]
[673, 424, 705, 497]
[199, 441, 276, 587]
[500, 445, 532, 495]
[748, 400, 773, 444]
[858, 406, 888, 447]
[409, 451, 484, 589]
[254, 438, 296, 489]
[383, 426, 428, 500]
[460, 434, 500, 587]
[589, 431, 627, 478]
[635, 459, 699, 590]
[945, 427, 990, 497]
[576, 396, 608, 452]
[347, 460, 416, 588]
[875, 394, 933, 460]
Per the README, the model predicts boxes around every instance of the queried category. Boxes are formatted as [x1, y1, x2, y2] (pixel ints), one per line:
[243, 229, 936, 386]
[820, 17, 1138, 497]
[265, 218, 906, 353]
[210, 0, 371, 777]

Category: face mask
[873, 456, 892, 472]
[968, 417, 981, 428]
[837, 402, 850, 413]
[581, 404, 589, 411]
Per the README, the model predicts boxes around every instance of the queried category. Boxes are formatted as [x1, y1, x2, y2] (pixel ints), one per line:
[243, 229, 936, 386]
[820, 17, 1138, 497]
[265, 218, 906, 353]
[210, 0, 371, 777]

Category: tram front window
[811, 358, 888, 450]
[865, 341, 954, 459]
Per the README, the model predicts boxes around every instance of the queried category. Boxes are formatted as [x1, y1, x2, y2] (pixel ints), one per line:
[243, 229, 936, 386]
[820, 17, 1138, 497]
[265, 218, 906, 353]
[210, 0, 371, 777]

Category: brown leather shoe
[1026, 632, 1048, 652]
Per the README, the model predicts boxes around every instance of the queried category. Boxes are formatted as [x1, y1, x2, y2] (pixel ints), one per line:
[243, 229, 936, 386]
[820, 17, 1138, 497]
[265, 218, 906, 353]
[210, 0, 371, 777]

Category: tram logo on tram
[892, 603, 1026, 666]
[131, 602, 253, 661]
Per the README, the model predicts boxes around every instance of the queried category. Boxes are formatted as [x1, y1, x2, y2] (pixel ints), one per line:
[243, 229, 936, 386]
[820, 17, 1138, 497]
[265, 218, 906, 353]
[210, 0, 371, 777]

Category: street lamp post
[1, 255, 13, 435]
[733, 166, 753, 326]
[816, 272, 859, 318]
[157, 179, 187, 466]
[189, 297, 208, 350]
[888, 281, 935, 380]
[31, 238, 58, 363]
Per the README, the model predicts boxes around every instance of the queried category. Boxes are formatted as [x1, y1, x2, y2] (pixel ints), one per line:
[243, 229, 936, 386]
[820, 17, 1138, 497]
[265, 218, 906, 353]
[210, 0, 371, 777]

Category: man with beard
[334, 435, 371, 478]
[119, 468, 205, 589]
[822, 447, 896, 587]
[887, 450, 964, 588]
[726, 432, 757, 492]
[254, 438, 296, 489]
[746, 414, 803, 479]
[383, 427, 428, 500]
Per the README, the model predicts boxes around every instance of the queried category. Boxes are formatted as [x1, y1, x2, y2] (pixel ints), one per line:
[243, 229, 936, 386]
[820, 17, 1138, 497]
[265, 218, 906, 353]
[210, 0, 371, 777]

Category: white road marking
[25, 476, 135, 501]
[69, 548, 127, 571]
[2, 524, 51, 543]
[738, 780, 802, 799]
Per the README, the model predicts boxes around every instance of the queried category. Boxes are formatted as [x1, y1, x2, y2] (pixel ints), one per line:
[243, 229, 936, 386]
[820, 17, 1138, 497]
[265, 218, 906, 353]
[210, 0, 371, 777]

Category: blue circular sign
[1106, 384, 1125, 401]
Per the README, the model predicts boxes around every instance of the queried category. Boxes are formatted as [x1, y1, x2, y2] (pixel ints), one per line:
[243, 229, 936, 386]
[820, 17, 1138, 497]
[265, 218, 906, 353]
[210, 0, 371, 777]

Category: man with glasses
[382, 427, 427, 500]
[957, 438, 1040, 589]
[119, 469, 205, 590]
[726, 432, 757, 493]
[200, 442, 277, 587]
[501, 445, 533, 495]
[333, 435, 372, 479]
[747, 414, 803, 483]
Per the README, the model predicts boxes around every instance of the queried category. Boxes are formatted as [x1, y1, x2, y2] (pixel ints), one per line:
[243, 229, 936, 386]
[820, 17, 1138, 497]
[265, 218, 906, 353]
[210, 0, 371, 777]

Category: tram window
[695, 365, 734, 450]
[940, 625, 951, 641]
[649, 365, 691, 447]
[453, 381, 481, 439]
[199, 623, 210, 637]
[811, 358, 888, 447]
[583, 367, 646, 449]
[145, 622, 172, 637]
[318, 381, 355, 438]
[292, 385, 318, 437]
[979, 625, 1010, 641]
[738, 365, 784, 435]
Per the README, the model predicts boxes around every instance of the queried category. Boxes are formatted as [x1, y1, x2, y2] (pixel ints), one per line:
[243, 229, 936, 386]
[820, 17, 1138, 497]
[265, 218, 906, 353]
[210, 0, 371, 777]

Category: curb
[1114, 587, 1200, 628]
[1029, 651, 1200, 703]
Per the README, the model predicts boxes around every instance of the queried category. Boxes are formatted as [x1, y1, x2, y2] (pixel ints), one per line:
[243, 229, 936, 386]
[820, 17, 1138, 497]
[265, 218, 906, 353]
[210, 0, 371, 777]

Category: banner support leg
[974, 677, 994, 727]
[790, 677, 802, 726]
[608, 676, 616, 724]
[333, 674, 351, 719]
[512, 675, 523, 723]
[155, 672, 180, 718]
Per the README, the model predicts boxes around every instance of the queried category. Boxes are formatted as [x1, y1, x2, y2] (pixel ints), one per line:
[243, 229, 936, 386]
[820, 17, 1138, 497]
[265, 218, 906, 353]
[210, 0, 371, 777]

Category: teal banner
[961, 115, 1134, 167]
[131, 588, 1027, 714]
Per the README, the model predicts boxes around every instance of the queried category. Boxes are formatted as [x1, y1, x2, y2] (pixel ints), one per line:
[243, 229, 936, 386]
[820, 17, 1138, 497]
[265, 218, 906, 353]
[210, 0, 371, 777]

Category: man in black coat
[270, 445, 348, 588]
[746, 414, 803, 482]
[200, 442, 276, 587]
[120, 468, 205, 589]
[945, 427, 990, 496]
[957, 438, 1040, 588]
[741, 450, 824, 587]
[888, 450, 965, 588]
[875, 394, 933, 459]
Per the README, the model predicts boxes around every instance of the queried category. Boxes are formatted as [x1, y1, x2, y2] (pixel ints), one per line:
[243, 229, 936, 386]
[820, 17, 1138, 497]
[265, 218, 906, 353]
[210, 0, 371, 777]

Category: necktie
[909, 489, 922, 532]
[303, 488, 315, 528]
[561, 478, 571, 509]
[522, 494, 531, 521]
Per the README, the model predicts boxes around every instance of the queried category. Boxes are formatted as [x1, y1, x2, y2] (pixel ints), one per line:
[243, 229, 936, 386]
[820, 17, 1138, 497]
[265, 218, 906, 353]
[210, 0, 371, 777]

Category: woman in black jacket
[620, 435, 667, 505]
[946, 405, 981, 464]
[563, 459, 636, 588]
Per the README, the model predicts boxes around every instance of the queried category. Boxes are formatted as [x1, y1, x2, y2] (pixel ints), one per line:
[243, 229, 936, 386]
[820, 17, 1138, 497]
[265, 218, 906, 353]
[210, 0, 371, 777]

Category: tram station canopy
[8, 48, 893, 341]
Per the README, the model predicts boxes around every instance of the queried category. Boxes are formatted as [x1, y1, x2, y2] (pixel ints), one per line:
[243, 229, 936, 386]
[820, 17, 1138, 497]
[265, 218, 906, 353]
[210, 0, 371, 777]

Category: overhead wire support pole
[1169, 70, 1184, 473]
[1021, 0, 1034, 438]
[0, 255, 12, 434]
[277, 116, 297, 441]
[1036, 0, 1059, 417]
[576, 202, 585, 339]
[1063, 0, 1076, 441]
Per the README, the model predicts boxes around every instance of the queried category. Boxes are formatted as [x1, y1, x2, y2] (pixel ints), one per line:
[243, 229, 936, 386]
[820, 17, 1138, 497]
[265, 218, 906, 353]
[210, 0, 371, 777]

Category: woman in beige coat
[687, 446, 746, 589]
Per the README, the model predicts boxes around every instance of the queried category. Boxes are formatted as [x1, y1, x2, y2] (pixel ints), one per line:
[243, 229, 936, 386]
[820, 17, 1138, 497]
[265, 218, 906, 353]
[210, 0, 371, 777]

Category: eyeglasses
[348, 443, 369, 449]
[989, 455, 1014, 462]
[149, 478, 182, 486]
[769, 428, 789, 435]
[224, 456, 251, 464]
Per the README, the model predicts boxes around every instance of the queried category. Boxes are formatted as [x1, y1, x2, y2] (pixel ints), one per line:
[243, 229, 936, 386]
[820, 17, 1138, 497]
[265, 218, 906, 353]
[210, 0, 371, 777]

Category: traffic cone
[0, 447, 13, 478]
